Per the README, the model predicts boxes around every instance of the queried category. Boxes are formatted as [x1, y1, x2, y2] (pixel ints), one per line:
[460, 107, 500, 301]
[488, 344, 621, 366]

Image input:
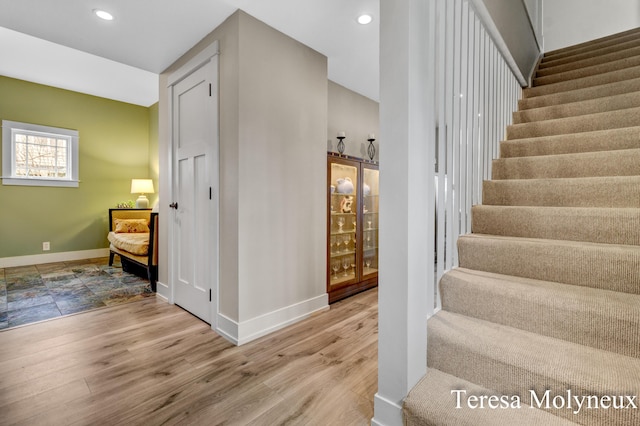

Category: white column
[372, 0, 435, 424]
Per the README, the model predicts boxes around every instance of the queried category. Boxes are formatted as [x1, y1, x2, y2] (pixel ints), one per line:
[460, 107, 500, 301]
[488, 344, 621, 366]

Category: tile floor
[0, 257, 154, 330]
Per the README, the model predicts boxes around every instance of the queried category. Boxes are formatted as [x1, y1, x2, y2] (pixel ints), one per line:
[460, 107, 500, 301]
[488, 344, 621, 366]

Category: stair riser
[492, 149, 640, 180]
[523, 66, 640, 99]
[483, 177, 640, 208]
[538, 39, 640, 74]
[534, 55, 640, 87]
[506, 108, 640, 139]
[471, 206, 640, 245]
[440, 270, 640, 358]
[513, 92, 640, 124]
[519, 77, 640, 110]
[500, 128, 640, 157]
[428, 314, 640, 426]
[543, 27, 640, 60]
[457, 236, 640, 294]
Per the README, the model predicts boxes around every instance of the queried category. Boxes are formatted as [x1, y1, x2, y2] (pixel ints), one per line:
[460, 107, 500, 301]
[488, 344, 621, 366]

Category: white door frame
[166, 40, 220, 329]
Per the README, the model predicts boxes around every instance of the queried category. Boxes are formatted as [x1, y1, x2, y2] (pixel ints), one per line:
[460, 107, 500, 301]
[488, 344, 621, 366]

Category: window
[2, 120, 79, 187]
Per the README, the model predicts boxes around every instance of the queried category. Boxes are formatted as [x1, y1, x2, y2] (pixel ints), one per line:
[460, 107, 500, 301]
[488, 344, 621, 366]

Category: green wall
[0, 76, 158, 258]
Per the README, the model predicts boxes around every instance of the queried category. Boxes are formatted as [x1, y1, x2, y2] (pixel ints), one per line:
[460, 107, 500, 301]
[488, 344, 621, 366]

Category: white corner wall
[235, 11, 328, 343]
[543, 0, 640, 52]
[159, 10, 329, 345]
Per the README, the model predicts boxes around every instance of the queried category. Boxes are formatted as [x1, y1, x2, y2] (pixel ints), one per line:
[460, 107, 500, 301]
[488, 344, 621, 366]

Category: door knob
[169, 202, 178, 209]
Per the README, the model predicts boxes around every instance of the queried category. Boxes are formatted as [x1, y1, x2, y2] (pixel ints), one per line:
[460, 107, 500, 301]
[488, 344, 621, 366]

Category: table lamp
[131, 179, 154, 208]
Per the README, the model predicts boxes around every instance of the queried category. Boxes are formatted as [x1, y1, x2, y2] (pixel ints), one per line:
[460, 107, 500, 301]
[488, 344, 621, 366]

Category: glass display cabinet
[327, 153, 379, 303]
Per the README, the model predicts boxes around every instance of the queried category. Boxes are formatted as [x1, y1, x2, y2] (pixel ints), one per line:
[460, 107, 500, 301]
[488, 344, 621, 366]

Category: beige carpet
[404, 28, 640, 425]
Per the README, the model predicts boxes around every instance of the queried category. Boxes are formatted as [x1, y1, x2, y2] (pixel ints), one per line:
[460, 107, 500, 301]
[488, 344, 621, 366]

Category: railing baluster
[433, 0, 522, 286]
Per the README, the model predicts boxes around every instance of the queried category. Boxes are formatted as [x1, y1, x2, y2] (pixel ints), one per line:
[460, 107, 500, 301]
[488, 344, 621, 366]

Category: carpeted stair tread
[440, 268, 640, 358]
[471, 205, 640, 245]
[482, 176, 640, 208]
[404, 368, 577, 426]
[542, 27, 640, 60]
[523, 65, 640, 99]
[507, 107, 640, 139]
[539, 37, 640, 73]
[500, 127, 640, 157]
[428, 311, 640, 425]
[409, 28, 640, 426]
[533, 53, 640, 87]
[492, 148, 640, 180]
[457, 234, 640, 294]
[519, 77, 640, 110]
[513, 91, 640, 124]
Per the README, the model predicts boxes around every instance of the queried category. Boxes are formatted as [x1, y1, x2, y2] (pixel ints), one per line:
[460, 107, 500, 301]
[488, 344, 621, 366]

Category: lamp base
[136, 195, 149, 208]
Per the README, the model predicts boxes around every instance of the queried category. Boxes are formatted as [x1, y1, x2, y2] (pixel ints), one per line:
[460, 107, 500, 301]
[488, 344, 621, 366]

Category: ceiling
[0, 0, 379, 107]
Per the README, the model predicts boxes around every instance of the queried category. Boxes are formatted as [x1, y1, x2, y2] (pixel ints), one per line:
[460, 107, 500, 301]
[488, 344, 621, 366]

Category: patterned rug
[0, 257, 154, 330]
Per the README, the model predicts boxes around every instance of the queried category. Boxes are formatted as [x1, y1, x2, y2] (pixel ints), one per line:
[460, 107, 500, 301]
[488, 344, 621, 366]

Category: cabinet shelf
[331, 230, 355, 236]
[330, 272, 356, 284]
[330, 249, 356, 258]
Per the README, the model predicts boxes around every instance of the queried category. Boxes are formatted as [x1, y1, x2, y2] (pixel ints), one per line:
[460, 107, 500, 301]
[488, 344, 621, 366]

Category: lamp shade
[131, 179, 154, 194]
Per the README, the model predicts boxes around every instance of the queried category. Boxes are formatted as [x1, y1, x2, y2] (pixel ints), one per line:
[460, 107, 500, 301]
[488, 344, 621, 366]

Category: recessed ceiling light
[357, 14, 373, 25]
[93, 9, 114, 21]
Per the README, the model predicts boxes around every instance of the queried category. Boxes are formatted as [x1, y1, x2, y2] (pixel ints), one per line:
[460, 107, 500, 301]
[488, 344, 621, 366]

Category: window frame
[2, 120, 79, 187]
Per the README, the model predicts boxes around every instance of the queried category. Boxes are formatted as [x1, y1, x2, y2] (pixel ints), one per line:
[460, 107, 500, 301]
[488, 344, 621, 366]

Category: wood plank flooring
[0, 288, 378, 425]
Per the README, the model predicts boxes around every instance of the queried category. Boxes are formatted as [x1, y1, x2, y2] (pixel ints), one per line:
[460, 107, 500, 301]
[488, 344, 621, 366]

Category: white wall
[524, 0, 543, 49]
[480, 0, 541, 81]
[236, 11, 328, 338]
[327, 81, 380, 161]
[543, 0, 640, 52]
[159, 10, 328, 345]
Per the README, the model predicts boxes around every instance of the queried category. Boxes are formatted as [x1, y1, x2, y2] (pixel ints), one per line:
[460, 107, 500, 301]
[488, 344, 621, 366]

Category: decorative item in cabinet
[327, 153, 379, 303]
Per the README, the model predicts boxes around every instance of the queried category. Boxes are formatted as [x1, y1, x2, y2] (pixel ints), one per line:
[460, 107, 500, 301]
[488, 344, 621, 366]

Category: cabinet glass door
[329, 162, 358, 287]
[362, 166, 379, 278]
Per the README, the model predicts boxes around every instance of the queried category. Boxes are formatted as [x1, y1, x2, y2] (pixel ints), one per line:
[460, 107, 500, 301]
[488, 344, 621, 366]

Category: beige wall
[482, 0, 541, 80]
[159, 10, 327, 341]
[543, 0, 640, 52]
[327, 81, 380, 161]
[236, 12, 328, 322]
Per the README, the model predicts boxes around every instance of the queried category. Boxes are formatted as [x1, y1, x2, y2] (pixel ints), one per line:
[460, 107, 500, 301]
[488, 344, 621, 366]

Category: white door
[170, 56, 218, 324]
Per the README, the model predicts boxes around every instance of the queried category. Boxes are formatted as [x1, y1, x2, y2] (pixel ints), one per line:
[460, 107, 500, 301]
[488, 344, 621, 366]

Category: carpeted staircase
[404, 28, 640, 425]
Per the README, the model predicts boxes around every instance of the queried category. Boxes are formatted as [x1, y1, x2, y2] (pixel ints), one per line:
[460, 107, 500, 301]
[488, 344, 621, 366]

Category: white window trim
[2, 120, 79, 187]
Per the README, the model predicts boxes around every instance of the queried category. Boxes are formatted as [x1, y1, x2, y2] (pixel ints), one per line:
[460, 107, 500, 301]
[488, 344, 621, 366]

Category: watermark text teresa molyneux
[452, 389, 638, 415]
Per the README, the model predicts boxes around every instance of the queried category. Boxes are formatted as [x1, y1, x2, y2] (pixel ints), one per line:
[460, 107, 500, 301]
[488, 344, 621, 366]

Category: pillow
[114, 218, 149, 233]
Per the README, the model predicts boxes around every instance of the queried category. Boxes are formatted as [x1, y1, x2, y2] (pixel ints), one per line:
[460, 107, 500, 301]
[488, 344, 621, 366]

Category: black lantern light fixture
[337, 131, 346, 155]
[367, 133, 376, 161]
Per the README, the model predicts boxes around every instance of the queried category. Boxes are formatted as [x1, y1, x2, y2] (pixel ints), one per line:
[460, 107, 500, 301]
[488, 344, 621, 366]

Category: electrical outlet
[42, 242, 50, 251]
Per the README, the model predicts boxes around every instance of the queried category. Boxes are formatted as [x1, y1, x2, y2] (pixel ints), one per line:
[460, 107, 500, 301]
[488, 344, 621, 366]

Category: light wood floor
[0, 288, 378, 425]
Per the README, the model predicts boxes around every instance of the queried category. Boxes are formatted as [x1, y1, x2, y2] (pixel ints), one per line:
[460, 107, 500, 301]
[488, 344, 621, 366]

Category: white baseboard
[216, 314, 240, 345]
[0, 248, 110, 268]
[372, 393, 404, 426]
[155, 291, 169, 303]
[216, 293, 329, 346]
[155, 280, 170, 301]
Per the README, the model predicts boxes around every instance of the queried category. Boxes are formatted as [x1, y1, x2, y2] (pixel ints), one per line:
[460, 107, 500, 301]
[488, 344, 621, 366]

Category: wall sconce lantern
[367, 133, 376, 161]
[337, 131, 346, 155]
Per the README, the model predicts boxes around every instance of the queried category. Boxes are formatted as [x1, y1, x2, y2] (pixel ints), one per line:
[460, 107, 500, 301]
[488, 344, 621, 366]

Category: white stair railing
[434, 0, 522, 309]
[374, 0, 533, 424]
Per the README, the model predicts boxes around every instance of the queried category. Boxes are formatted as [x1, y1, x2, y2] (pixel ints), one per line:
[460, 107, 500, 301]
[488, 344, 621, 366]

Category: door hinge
[209, 289, 212, 302]
[209, 187, 212, 200]
[209, 83, 212, 97]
